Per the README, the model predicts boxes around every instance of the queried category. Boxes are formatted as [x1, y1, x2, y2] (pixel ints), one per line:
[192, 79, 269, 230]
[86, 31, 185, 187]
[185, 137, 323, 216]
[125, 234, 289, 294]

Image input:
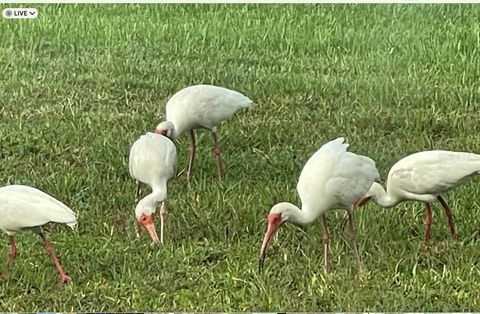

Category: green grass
[1, 3, 480, 311]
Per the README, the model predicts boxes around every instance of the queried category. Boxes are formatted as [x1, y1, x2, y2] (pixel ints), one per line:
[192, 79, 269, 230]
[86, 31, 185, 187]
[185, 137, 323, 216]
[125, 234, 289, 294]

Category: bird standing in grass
[259, 138, 379, 273]
[0, 185, 76, 283]
[155, 84, 252, 182]
[357, 150, 480, 243]
[129, 122, 177, 245]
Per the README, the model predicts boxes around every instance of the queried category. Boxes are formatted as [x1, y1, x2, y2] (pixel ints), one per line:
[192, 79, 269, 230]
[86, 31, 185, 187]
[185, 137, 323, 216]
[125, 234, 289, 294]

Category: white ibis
[129, 122, 177, 245]
[0, 185, 77, 283]
[358, 150, 480, 243]
[155, 84, 252, 182]
[259, 138, 379, 273]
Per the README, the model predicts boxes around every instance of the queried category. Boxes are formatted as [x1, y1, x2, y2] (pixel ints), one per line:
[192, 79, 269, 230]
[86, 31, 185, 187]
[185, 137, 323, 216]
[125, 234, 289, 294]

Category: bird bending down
[129, 122, 177, 245]
[358, 150, 480, 243]
[0, 185, 77, 283]
[155, 84, 252, 182]
[259, 138, 379, 273]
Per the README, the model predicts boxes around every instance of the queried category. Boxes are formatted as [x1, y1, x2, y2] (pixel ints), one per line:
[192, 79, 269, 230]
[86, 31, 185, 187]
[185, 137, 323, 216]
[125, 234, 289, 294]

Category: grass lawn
[1, 3, 480, 311]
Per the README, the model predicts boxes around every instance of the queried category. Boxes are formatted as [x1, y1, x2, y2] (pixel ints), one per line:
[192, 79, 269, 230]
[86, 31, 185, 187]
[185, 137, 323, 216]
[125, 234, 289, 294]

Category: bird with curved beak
[355, 149, 480, 243]
[129, 122, 177, 245]
[0, 184, 77, 283]
[158, 84, 252, 182]
[259, 138, 379, 273]
[135, 201, 163, 245]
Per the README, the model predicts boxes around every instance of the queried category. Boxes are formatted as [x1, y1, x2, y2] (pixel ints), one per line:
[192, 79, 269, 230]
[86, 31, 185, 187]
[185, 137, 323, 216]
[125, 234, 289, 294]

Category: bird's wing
[296, 147, 336, 207]
[324, 152, 379, 207]
[194, 85, 252, 108]
[166, 85, 251, 130]
[310, 137, 348, 158]
[192, 87, 251, 127]
[129, 133, 177, 184]
[389, 151, 480, 195]
[297, 138, 377, 210]
[164, 138, 178, 179]
[0, 185, 76, 231]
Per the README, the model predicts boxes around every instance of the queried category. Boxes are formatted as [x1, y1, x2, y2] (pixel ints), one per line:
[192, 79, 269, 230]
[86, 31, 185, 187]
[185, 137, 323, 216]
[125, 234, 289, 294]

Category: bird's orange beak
[140, 214, 161, 245]
[259, 213, 284, 271]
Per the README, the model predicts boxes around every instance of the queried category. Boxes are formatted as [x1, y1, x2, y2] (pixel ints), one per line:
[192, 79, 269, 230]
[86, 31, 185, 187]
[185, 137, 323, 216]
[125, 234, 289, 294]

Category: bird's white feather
[0, 185, 77, 234]
[387, 150, 480, 197]
[297, 138, 379, 214]
[129, 132, 177, 218]
[165, 84, 252, 136]
[129, 132, 177, 188]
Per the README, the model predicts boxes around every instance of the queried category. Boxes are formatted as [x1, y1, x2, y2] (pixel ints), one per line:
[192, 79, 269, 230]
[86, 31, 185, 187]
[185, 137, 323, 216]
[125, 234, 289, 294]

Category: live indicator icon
[3, 8, 38, 19]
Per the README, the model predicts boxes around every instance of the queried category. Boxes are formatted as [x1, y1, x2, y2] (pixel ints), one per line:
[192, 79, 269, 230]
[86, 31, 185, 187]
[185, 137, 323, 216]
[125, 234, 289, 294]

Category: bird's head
[135, 203, 161, 245]
[357, 182, 383, 207]
[154, 121, 175, 139]
[258, 202, 292, 271]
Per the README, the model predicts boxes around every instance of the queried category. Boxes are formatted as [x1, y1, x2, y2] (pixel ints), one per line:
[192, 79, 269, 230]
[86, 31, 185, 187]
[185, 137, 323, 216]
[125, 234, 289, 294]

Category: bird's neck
[139, 183, 167, 208]
[285, 203, 319, 226]
[369, 183, 399, 208]
[171, 128, 180, 140]
[152, 182, 168, 201]
[168, 121, 185, 139]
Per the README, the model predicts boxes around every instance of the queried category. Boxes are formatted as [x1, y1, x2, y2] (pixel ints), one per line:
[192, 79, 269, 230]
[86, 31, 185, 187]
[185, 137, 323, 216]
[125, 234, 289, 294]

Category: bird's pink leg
[159, 202, 166, 245]
[187, 130, 196, 183]
[211, 131, 223, 181]
[320, 216, 330, 273]
[134, 181, 141, 204]
[346, 211, 363, 272]
[40, 234, 71, 284]
[134, 181, 141, 239]
[7, 235, 16, 265]
[437, 196, 457, 241]
[423, 203, 433, 243]
[1, 235, 16, 277]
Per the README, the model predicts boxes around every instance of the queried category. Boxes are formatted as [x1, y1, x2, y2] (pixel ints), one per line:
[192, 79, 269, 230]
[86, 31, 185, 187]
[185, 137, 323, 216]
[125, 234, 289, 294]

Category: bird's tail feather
[242, 97, 253, 108]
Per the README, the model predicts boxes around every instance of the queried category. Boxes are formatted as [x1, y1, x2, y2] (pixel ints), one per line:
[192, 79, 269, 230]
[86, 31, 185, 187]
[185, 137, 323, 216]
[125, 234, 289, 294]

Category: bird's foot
[356, 268, 368, 282]
[321, 269, 333, 282]
[59, 273, 72, 284]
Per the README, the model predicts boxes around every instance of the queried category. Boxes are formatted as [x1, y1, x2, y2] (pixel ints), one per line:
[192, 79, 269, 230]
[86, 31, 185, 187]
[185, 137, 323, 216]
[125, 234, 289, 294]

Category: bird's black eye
[142, 216, 147, 221]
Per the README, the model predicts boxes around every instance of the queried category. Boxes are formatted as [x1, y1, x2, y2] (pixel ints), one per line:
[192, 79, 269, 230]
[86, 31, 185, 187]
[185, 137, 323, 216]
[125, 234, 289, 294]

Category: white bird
[358, 150, 480, 243]
[0, 185, 76, 283]
[259, 138, 379, 273]
[155, 84, 252, 182]
[129, 122, 177, 245]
